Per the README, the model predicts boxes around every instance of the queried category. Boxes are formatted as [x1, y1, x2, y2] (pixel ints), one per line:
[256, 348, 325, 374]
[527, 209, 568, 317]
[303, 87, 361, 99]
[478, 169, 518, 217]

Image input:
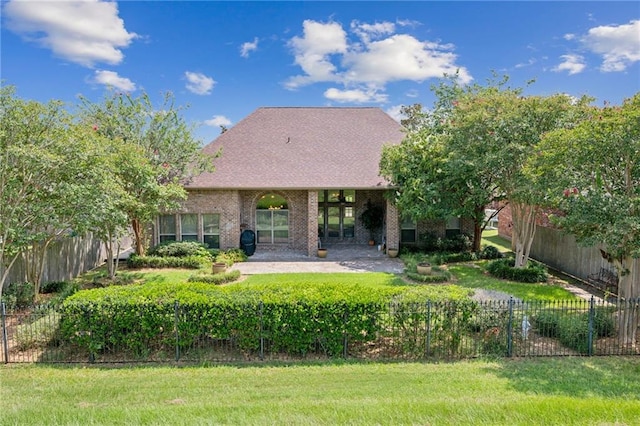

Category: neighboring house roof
[187, 107, 404, 190]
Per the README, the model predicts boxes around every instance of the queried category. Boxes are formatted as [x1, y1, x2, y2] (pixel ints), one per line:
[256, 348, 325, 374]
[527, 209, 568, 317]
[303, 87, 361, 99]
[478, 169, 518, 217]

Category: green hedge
[486, 258, 548, 283]
[187, 270, 241, 284]
[148, 241, 212, 259]
[127, 254, 207, 269]
[59, 281, 473, 357]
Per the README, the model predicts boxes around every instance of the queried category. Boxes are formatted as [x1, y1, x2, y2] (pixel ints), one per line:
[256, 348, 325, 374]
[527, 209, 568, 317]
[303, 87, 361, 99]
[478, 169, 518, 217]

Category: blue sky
[2, 1, 639, 143]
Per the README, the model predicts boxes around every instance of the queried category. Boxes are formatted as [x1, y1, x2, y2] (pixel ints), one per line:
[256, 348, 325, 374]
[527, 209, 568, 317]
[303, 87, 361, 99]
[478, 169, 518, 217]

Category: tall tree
[79, 91, 214, 255]
[0, 86, 109, 295]
[532, 93, 640, 345]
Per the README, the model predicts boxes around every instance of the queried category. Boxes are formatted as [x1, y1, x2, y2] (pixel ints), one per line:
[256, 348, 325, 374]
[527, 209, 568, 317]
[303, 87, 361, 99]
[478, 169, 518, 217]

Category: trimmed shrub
[406, 268, 452, 283]
[15, 312, 61, 351]
[213, 248, 247, 266]
[1, 282, 35, 309]
[479, 245, 503, 260]
[59, 280, 474, 358]
[486, 258, 547, 283]
[187, 270, 241, 285]
[127, 254, 206, 269]
[147, 241, 212, 259]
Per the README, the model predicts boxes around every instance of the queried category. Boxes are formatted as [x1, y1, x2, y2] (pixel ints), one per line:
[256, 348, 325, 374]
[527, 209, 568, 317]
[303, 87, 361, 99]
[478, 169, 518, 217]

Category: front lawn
[449, 263, 579, 301]
[2, 358, 639, 425]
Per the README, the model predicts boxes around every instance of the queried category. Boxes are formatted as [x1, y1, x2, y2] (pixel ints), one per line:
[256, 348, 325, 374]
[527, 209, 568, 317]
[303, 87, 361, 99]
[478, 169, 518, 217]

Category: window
[446, 216, 461, 238]
[202, 214, 220, 249]
[158, 215, 176, 243]
[401, 217, 417, 243]
[256, 193, 289, 244]
[318, 190, 356, 240]
[181, 214, 198, 242]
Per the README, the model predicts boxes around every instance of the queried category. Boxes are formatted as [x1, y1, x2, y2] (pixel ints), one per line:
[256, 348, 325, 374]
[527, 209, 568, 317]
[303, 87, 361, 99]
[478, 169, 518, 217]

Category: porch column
[385, 199, 400, 251]
[307, 191, 319, 256]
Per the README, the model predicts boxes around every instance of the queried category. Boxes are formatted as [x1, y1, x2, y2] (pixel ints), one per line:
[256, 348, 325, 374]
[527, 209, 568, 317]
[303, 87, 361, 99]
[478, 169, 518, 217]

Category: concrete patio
[230, 244, 405, 274]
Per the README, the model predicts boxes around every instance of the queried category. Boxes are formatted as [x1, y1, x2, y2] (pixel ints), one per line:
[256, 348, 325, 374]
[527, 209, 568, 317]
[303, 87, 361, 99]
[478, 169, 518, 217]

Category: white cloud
[324, 87, 388, 103]
[351, 20, 395, 43]
[563, 33, 576, 41]
[285, 19, 471, 94]
[385, 105, 406, 122]
[515, 58, 537, 69]
[552, 54, 586, 75]
[582, 20, 640, 72]
[93, 70, 136, 91]
[4, 0, 136, 67]
[185, 72, 215, 95]
[343, 34, 471, 85]
[204, 115, 232, 127]
[286, 20, 348, 89]
[240, 37, 259, 58]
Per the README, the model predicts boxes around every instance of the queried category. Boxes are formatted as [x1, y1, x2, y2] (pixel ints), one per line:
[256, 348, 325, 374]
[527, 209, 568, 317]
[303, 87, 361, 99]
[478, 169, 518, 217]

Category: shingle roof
[188, 107, 404, 189]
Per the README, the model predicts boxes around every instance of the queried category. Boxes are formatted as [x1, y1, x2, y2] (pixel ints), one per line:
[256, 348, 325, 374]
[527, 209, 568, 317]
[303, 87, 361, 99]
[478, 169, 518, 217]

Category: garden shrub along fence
[1, 299, 639, 364]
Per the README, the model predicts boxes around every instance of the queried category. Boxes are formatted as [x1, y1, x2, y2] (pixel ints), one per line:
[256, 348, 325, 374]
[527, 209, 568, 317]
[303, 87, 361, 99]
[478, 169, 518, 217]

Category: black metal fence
[2, 298, 639, 364]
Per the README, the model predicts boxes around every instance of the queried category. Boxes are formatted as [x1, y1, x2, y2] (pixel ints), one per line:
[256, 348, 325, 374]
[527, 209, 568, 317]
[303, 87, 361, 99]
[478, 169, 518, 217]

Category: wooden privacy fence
[2, 234, 133, 286]
[2, 298, 639, 364]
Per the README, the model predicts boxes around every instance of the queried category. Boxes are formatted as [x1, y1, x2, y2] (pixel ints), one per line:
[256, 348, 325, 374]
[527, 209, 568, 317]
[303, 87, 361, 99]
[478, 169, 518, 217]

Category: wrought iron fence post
[587, 296, 595, 357]
[342, 309, 348, 359]
[259, 301, 264, 361]
[1, 302, 8, 364]
[507, 298, 514, 358]
[86, 307, 95, 363]
[425, 300, 431, 358]
[174, 301, 180, 362]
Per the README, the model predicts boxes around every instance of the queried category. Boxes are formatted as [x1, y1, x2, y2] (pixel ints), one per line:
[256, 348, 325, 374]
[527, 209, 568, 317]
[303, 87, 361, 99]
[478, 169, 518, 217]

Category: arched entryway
[255, 192, 289, 244]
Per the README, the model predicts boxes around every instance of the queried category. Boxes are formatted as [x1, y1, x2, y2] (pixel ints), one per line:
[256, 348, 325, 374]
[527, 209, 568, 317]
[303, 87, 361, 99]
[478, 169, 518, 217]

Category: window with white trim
[446, 216, 461, 238]
[256, 193, 289, 244]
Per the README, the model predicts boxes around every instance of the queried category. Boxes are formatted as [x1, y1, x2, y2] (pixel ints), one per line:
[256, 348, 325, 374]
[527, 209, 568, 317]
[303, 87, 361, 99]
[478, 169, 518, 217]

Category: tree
[0, 86, 110, 295]
[79, 91, 214, 255]
[382, 74, 589, 260]
[532, 93, 640, 345]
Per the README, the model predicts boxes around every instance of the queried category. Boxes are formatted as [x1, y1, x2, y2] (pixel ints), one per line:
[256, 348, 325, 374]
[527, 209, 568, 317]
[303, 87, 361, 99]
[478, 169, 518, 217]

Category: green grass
[481, 229, 512, 253]
[450, 263, 579, 301]
[239, 272, 406, 287]
[2, 358, 639, 425]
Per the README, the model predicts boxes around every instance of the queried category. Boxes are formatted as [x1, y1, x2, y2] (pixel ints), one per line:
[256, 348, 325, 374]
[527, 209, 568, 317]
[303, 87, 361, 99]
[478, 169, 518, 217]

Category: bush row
[486, 258, 548, 283]
[187, 270, 241, 285]
[127, 254, 207, 269]
[59, 281, 474, 357]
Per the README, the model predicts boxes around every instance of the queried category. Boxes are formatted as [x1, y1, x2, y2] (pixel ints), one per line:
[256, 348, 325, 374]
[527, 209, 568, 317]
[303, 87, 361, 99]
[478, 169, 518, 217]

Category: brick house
[154, 107, 472, 256]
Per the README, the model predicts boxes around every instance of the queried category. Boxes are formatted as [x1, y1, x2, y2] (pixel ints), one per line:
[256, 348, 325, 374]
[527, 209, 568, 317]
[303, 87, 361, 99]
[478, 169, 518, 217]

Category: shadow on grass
[487, 357, 640, 399]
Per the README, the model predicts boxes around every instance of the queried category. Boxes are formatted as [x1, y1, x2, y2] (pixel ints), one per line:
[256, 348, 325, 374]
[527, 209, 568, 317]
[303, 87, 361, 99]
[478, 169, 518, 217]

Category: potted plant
[387, 248, 399, 258]
[360, 200, 384, 245]
[212, 262, 227, 274]
[417, 262, 432, 275]
[317, 240, 327, 258]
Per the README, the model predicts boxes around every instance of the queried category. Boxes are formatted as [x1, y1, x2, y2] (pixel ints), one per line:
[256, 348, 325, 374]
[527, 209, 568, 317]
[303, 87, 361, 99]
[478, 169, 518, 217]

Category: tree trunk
[511, 202, 537, 268]
[614, 257, 639, 347]
[131, 218, 146, 256]
[473, 219, 482, 252]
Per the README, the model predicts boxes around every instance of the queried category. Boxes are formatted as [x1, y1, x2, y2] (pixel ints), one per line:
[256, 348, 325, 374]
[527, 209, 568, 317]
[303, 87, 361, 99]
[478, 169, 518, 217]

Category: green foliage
[40, 281, 67, 294]
[479, 245, 504, 260]
[59, 276, 473, 358]
[127, 254, 207, 269]
[212, 248, 248, 266]
[187, 270, 241, 284]
[532, 307, 615, 354]
[148, 241, 212, 259]
[486, 258, 547, 283]
[1, 282, 35, 309]
[359, 200, 384, 238]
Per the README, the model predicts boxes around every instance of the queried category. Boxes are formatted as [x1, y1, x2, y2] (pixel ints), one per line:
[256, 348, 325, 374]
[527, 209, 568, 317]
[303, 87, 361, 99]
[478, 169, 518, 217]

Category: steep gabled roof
[187, 107, 404, 190]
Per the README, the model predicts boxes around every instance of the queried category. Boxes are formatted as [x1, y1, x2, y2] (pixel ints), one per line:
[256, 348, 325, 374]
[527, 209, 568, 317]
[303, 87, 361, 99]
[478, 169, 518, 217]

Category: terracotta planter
[417, 262, 432, 275]
[387, 248, 399, 258]
[317, 248, 328, 258]
[212, 262, 227, 274]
